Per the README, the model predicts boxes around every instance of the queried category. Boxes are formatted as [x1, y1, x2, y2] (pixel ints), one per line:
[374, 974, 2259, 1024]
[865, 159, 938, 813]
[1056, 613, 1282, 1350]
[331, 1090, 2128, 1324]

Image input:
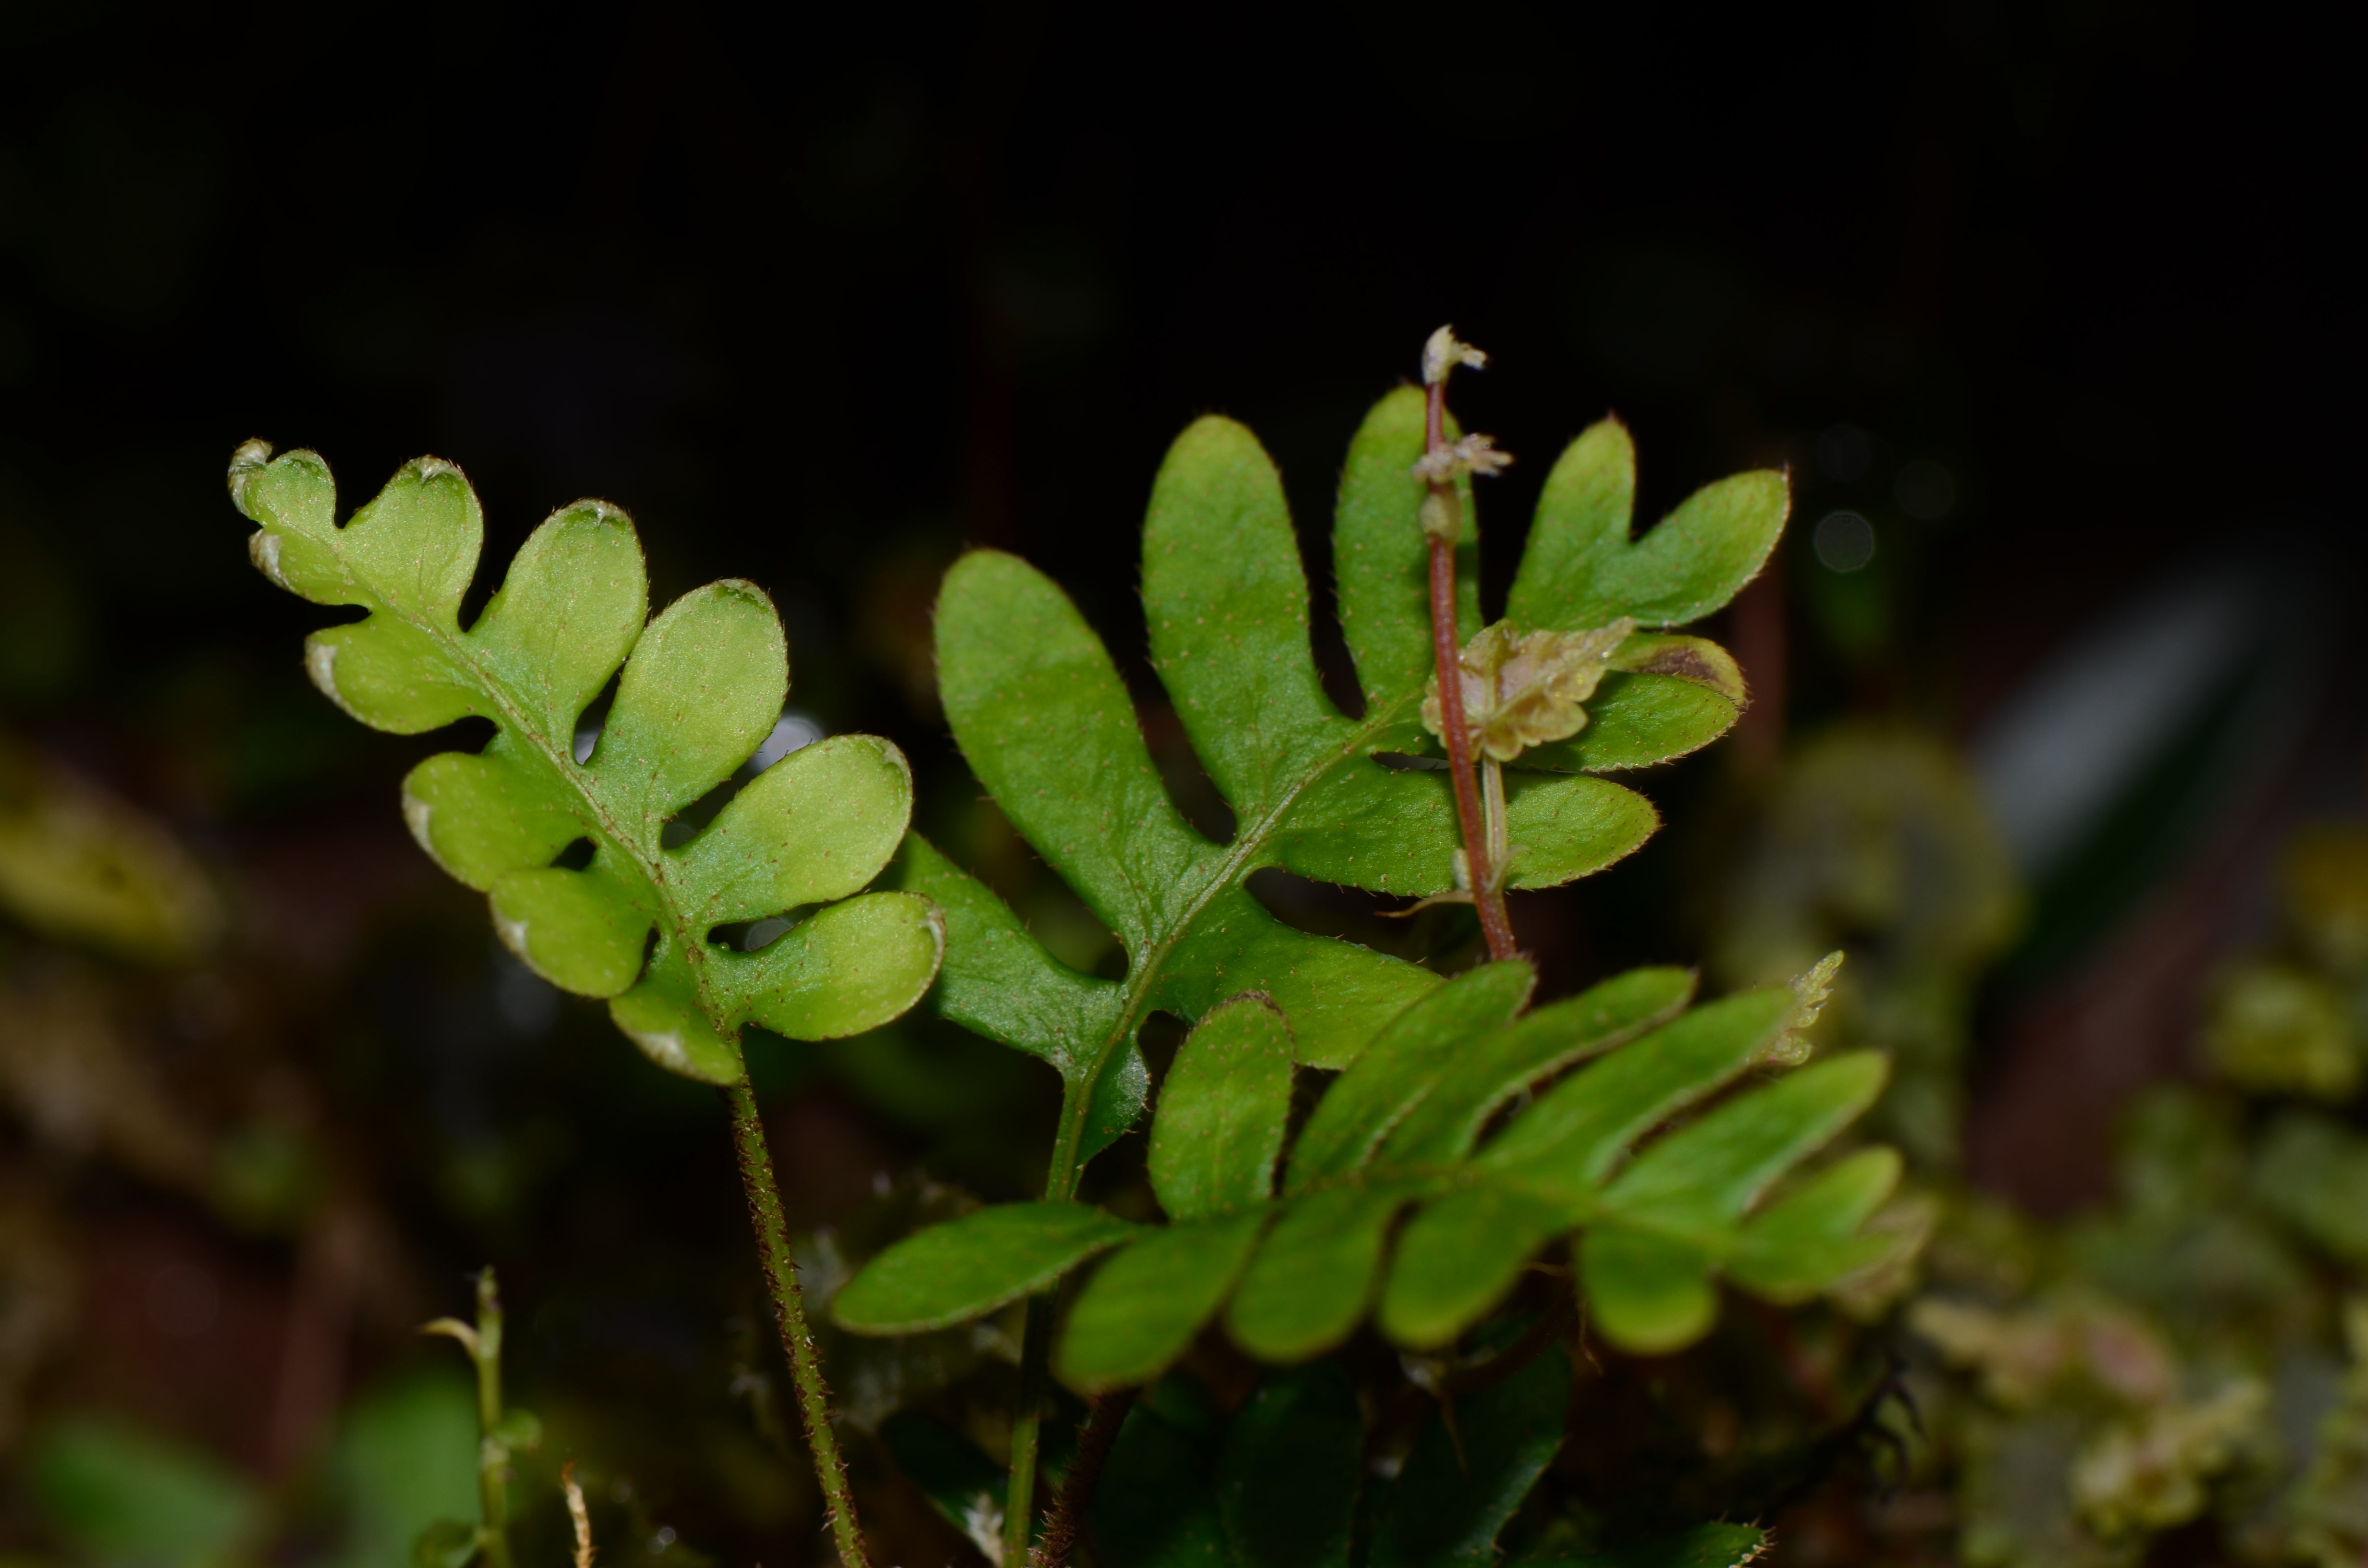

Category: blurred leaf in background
[0, 515, 86, 701]
[1897, 808, 2368, 1566]
[0, 732, 221, 963]
[25, 1417, 261, 1568]
[320, 1369, 479, 1568]
[1710, 726, 2023, 1169]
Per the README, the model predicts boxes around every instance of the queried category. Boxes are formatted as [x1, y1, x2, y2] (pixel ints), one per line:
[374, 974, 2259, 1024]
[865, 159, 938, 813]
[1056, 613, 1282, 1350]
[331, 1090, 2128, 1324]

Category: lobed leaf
[489, 862, 648, 996]
[729, 892, 948, 1041]
[833, 1202, 1138, 1335]
[589, 579, 785, 843]
[1143, 416, 1342, 820]
[1288, 961, 1537, 1191]
[1581, 1228, 1719, 1355]
[1599, 1053, 1889, 1228]
[1379, 1185, 1572, 1349]
[1150, 994, 1295, 1222]
[1725, 1147, 1904, 1301]
[1525, 636, 1749, 774]
[232, 442, 940, 1085]
[401, 741, 584, 892]
[1478, 989, 1796, 1195]
[1381, 965, 1696, 1168]
[675, 735, 913, 923]
[903, 387, 1766, 1164]
[935, 549, 1204, 953]
[1507, 416, 1786, 633]
[1226, 1184, 1407, 1362]
[1058, 1213, 1269, 1392]
[832, 390, 1834, 1372]
[467, 500, 647, 741]
[840, 960, 1900, 1377]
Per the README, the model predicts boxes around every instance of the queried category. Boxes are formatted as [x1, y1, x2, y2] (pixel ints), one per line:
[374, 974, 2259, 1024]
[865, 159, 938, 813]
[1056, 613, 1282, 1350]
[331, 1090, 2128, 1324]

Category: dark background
[2, 0, 2359, 1558]
[8, 1, 2354, 727]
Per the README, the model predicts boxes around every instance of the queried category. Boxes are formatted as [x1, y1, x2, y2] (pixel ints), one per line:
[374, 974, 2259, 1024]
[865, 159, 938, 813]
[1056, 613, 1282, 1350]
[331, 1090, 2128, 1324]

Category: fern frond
[226, 442, 943, 1083]
[901, 391, 1781, 1165]
[836, 959, 1908, 1383]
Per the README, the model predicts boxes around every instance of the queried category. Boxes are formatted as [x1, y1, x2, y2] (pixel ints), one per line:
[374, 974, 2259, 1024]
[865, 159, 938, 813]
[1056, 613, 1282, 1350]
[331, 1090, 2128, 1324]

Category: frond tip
[228, 441, 944, 1084]
[1422, 324, 1489, 385]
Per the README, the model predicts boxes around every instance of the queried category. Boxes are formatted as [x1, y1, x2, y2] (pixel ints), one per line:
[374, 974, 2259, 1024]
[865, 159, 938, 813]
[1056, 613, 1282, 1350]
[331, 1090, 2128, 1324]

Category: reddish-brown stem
[1425, 381, 1519, 962]
[1029, 1388, 1138, 1568]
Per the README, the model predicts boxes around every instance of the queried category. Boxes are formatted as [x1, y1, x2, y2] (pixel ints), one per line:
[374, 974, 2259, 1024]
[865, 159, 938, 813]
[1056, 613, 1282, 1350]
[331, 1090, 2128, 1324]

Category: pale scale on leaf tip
[1421, 325, 1487, 386]
[624, 1023, 694, 1077]
[248, 529, 286, 587]
[400, 788, 435, 857]
[303, 639, 358, 720]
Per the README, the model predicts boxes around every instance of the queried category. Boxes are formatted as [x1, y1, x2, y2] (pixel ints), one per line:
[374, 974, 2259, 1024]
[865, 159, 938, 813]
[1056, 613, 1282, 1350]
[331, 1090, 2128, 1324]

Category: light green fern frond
[227, 441, 942, 1083]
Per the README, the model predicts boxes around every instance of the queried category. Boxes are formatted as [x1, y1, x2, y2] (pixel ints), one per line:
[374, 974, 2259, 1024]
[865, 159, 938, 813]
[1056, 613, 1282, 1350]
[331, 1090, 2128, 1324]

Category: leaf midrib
[1045, 687, 1425, 1190]
[1139, 1159, 1759, 1264]
[335, 548, 738, 1041]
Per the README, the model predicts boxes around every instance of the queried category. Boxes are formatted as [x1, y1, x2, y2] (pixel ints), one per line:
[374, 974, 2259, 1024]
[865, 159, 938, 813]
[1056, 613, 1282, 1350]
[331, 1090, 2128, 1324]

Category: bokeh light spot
[1814, 510, 1876, 573]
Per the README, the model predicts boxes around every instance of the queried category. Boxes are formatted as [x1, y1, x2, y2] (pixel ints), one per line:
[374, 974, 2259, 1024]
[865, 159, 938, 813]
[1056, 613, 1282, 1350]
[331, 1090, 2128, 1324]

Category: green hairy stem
[727, 1081, 869, 1568]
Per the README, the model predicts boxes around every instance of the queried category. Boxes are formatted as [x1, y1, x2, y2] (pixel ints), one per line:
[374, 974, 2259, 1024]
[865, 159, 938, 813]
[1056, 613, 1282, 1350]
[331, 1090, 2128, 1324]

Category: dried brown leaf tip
[1422, 618, 1638, 763]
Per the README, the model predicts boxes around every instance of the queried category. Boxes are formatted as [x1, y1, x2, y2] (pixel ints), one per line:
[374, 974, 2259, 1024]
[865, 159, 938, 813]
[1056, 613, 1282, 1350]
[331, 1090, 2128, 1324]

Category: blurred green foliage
[1711, 727, 2023, 1169]
[325, 1372, 481, 1568]
[1898, 818, 2368, 1565]
[25, 1418, 259, 1568]
[0, 730, 221, 963]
